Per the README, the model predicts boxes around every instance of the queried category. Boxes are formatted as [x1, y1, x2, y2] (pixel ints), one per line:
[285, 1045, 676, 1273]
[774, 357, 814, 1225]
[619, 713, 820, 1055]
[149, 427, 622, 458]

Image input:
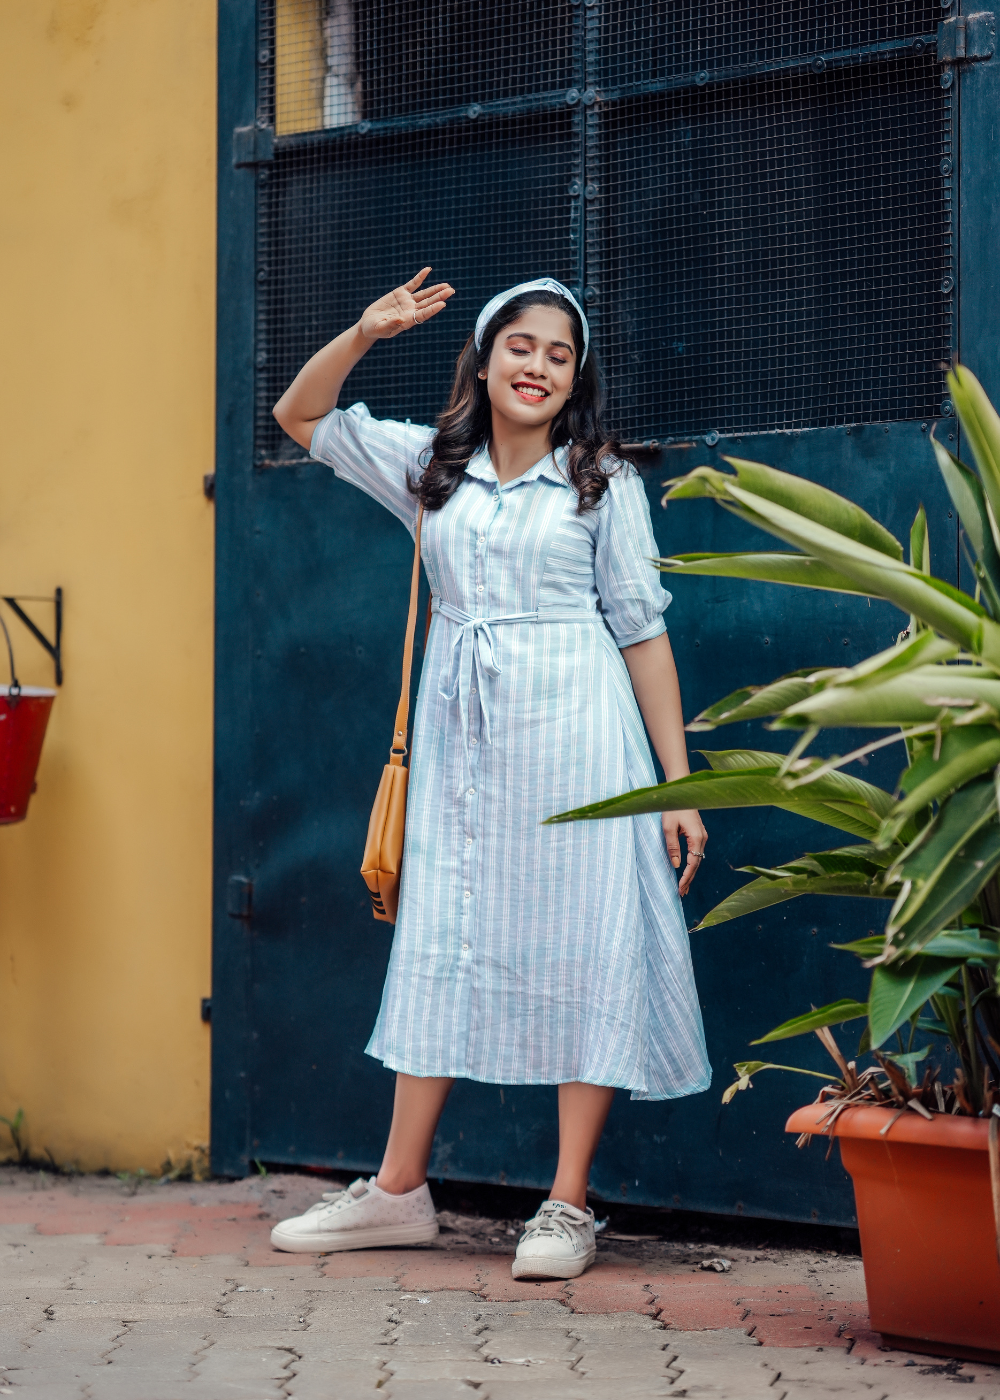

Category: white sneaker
[511, 1199, 597, 1279]
[270, 1176, 439, 1253]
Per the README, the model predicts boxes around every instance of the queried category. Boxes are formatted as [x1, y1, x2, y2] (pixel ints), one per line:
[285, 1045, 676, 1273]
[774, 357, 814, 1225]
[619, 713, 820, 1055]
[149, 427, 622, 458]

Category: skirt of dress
[365, 613, 712, 1103]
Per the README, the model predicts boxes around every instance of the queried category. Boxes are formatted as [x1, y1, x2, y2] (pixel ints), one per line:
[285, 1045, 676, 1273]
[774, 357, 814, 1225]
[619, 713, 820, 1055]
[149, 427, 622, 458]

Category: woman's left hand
[662, 809, 707, 897]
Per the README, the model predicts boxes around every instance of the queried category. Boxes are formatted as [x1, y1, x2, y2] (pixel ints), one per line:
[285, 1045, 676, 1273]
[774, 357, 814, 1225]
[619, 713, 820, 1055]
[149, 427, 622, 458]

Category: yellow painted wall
[0, 1, 216, 1173]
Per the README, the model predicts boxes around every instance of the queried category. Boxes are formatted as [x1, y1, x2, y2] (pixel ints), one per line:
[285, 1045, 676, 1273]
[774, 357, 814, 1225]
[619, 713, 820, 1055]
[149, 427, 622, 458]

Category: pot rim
[0, 685, 56, 698]
[786, 1101, 990, 1150]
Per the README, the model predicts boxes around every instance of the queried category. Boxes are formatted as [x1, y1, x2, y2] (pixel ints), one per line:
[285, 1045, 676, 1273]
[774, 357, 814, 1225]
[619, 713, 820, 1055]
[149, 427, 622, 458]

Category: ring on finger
[689, 851, 705, 861]
[413, 308, 419, 326]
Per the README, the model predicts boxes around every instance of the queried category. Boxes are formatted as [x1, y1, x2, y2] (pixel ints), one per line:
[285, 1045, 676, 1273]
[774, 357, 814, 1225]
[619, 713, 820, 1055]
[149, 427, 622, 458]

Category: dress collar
[465, 443, 571, 489]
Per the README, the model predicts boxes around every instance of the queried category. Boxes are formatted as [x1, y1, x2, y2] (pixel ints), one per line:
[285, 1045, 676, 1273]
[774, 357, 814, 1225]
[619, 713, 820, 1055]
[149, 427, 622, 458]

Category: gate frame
[213, 0, 259, 1177]
[212, 0, 1000, 1184]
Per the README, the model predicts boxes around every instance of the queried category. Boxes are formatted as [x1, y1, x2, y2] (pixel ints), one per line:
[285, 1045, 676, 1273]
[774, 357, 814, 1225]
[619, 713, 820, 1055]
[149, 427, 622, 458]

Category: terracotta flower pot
[0, 685, 56, 823]
[786, 1102, 1000, 1363]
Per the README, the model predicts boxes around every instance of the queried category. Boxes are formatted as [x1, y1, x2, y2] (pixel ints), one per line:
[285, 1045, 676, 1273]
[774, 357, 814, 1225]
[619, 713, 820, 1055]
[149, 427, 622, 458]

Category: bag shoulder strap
[390, 504, 423, 766]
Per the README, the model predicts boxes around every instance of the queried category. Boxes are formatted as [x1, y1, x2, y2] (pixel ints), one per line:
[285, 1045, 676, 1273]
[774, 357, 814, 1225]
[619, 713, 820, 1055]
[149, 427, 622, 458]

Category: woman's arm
[273, 267, 454, 449]
[621, 631, 707, 896]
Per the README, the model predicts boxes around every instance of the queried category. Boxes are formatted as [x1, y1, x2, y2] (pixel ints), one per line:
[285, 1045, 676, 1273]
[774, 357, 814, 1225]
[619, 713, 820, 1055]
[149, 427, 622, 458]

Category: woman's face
[482, 305, 578, 430]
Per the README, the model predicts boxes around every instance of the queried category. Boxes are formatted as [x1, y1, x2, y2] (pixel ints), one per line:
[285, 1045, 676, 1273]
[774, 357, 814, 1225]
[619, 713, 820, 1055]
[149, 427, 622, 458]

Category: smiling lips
[512, 381, 550, 402]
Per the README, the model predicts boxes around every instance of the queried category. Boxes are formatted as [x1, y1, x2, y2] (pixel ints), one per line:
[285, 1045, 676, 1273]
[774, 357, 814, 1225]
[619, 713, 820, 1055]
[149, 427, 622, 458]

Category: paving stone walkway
[0, 1168, 997, 1399]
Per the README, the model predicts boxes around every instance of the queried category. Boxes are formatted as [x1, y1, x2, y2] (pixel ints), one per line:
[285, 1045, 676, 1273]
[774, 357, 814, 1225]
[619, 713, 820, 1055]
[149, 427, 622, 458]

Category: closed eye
[509, 346, 568, 364]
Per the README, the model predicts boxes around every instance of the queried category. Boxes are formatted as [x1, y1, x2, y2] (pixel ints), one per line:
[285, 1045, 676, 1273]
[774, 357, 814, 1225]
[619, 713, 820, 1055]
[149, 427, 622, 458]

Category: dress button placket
[462, 502, 490, 959]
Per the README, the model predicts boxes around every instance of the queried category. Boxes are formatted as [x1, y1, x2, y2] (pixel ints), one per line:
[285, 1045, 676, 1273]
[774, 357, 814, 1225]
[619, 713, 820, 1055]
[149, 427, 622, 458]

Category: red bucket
[0, 685, 56, 824]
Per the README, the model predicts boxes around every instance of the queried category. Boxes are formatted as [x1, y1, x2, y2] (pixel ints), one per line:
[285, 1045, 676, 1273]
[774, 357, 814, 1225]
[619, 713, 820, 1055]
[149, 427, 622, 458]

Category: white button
[478, 536, 486, 544]
[464, 891, 471, 899]
[462, 943, 469, 951]
[493, 491, 499, 499]
[470, 737, 478, 745]
[477, 584, 484, 593]
[467, 787, 476, 796]
[466, 837, 473, 846]
[470, 687, 477, 695]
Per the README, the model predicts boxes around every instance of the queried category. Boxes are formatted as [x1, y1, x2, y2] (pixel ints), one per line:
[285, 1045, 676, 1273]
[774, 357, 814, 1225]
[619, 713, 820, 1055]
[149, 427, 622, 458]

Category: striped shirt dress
[311, 404, 711, 1101]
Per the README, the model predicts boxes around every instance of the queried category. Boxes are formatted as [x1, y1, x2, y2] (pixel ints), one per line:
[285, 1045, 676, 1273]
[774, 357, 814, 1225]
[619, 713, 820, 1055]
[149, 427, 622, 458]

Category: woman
[269, 270, 711, 1279]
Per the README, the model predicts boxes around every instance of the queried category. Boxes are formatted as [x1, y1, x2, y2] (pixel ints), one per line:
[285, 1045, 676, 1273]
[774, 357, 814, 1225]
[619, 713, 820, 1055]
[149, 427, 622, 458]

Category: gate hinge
[233, 123, 275, 169]
[938, 12, 996, 63]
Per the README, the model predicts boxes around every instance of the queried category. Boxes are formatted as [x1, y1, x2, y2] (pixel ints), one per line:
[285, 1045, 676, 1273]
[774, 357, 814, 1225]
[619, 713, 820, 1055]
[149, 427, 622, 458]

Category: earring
[478, 370, 487, 380]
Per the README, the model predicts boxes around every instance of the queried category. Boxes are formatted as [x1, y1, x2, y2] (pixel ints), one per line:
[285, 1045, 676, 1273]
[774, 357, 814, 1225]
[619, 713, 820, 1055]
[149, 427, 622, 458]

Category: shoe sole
[510, 1247, 596, 1280]
[270, 1219, 439, 1254]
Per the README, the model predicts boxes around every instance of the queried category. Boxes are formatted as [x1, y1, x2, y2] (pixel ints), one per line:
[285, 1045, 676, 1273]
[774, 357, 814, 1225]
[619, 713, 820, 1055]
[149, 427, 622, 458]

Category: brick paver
[1, 1168, 997, 1398]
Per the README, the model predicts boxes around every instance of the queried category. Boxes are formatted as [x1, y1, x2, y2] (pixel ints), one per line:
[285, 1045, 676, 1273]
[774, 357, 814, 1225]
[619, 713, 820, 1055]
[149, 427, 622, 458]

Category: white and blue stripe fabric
[311, 404, 711, 1101]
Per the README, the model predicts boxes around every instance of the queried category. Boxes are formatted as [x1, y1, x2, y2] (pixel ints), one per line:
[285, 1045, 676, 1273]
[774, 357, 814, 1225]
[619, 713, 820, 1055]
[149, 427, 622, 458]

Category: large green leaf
[918, 930, 1000, 959]
[719, 483, 1000, 662]
[932, 439, 1000, 618]
[900, 725, 998, 794]
[695, 870, 885, 929]
[836, 927, 1000, 962]
[718, 482, 954, 586]
[700, 748, 800, 771]
[890, 730, 1000, 820]
[696, 841, 894, 929]
[910, 504, 930, 577]
[789, 800, 885, 839]
[831, 632, 959, 689]
[656, 551, 874, 597]
[776, 665, 1000, 728]
[658, 462, 991, 652]
[544, 766, 894, 840]
[770, 843, 895, 875]
[658, 537, 988, 658]
[887, 816, 1000, 956]
[750, 999, 869, 1045]
[688, 638, 963, 732]
[832, 935, 888, 956]
[948, 365, 1000, 532]
[889, 779, 997, 915]
[687, 673, 826, 730]
[868, 956, 963, 1047]
[662, 458, 903, 559]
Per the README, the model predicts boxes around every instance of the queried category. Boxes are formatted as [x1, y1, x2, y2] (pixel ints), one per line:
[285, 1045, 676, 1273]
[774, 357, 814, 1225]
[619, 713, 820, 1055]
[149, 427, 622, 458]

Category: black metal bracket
[233, 122, 274, 168]
[226, 875, 253, 918]
[2, 589, 63, 686]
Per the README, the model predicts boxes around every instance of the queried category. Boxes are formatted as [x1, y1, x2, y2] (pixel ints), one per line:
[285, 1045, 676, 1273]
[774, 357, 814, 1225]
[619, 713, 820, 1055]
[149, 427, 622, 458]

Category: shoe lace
[305, 1177, 370, 1215]
[520, 1201, 584, 1241]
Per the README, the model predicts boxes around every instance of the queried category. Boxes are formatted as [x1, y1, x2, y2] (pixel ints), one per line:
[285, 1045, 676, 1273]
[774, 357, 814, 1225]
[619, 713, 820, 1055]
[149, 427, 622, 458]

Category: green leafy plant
[549, 365, 1000, 1118]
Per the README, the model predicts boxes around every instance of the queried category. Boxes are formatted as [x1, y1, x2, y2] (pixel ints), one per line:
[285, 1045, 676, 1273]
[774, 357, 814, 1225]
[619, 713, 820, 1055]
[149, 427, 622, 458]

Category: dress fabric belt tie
[433, 598, 604, 785]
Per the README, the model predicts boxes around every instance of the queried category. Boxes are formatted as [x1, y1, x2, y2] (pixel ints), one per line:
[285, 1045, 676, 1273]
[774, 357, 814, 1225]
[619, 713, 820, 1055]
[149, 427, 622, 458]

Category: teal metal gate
[213, 0, 1000, 1223]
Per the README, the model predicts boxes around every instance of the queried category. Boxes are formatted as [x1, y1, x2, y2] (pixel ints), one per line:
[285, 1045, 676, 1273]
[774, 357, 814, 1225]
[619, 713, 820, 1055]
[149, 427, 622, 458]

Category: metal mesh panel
[269, 0, 574, 134]
[255, 2, 951, 460]
[599, 1, 942, 89]
[598, 59, 952, 438]
[255, 115, 579, 462]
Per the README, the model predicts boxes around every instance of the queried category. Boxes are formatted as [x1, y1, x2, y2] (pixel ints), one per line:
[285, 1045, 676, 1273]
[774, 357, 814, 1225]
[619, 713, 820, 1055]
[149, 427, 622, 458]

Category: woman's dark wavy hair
[411, 289, 633, 513]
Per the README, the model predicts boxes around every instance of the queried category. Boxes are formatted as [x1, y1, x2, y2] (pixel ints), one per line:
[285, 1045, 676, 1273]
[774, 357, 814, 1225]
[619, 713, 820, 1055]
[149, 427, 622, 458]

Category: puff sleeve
[594, 466, 672, 647]
[310, 402, 436, 536]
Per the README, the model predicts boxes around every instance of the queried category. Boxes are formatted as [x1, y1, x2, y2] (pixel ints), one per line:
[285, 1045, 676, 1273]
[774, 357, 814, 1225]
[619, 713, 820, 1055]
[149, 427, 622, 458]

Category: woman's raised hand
[272, 269, 453, 450]
[360, 268, 455, 341]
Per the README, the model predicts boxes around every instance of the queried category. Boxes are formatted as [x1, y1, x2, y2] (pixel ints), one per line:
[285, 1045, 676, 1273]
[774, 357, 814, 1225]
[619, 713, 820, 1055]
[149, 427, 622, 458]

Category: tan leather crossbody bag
[361, 505, 424, 923]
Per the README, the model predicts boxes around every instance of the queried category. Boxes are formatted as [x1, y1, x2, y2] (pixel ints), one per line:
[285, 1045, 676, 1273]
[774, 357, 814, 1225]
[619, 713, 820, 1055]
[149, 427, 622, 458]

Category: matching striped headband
[473, 278, 590, 367]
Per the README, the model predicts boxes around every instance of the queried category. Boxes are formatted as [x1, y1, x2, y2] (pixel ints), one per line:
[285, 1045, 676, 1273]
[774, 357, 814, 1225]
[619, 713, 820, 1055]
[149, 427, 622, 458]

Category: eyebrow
[504, 332, 575, 353]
